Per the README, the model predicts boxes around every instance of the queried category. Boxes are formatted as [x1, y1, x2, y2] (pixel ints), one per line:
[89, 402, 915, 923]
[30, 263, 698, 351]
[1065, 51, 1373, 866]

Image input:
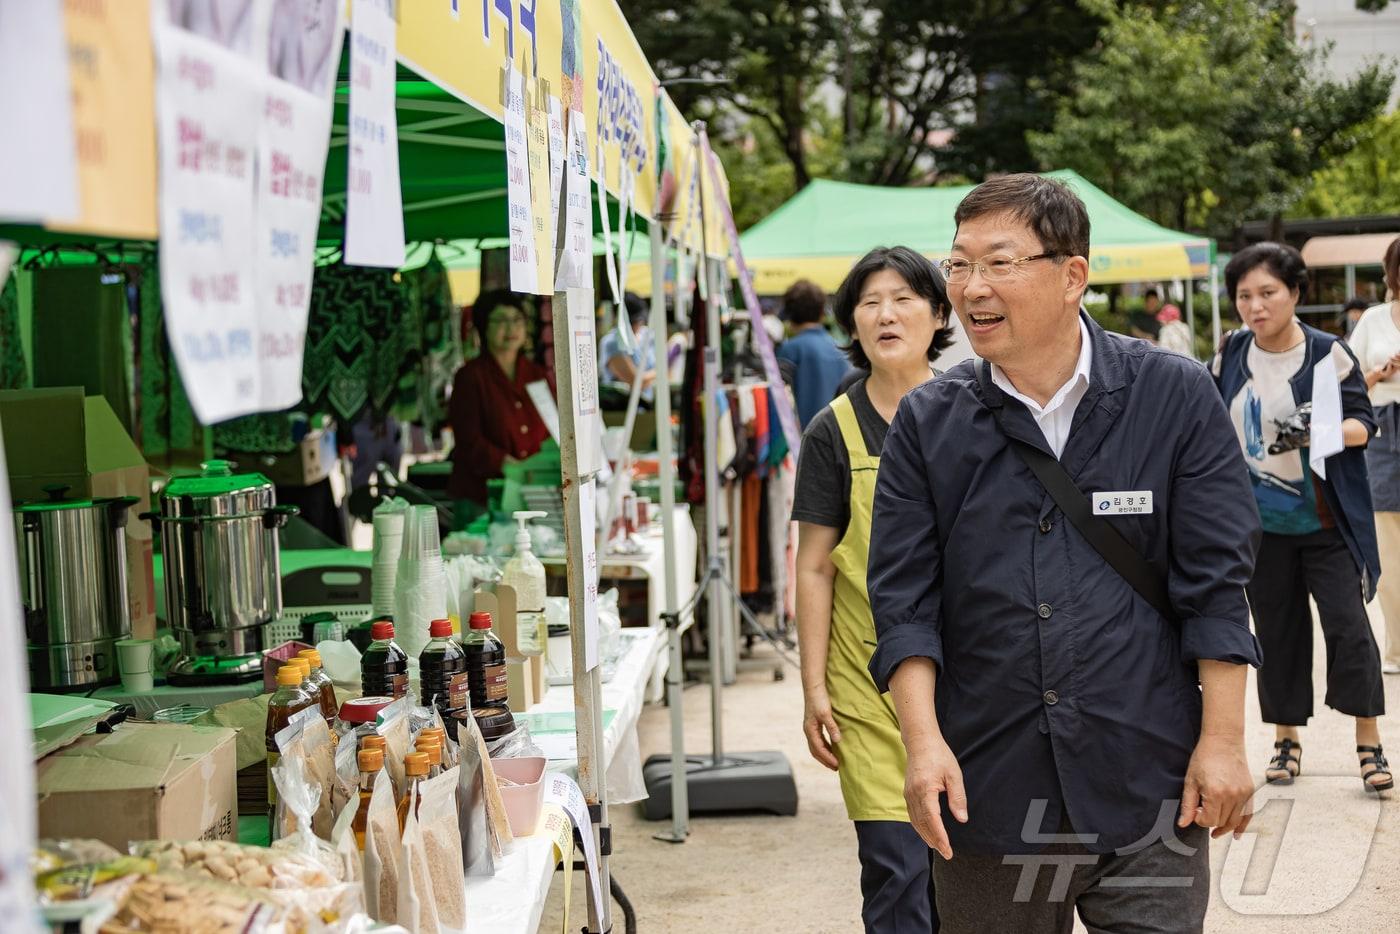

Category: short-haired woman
[793, 247, 954, 932]
[1344, 236, 1400, 674]
[1211, 242, 1391, 793]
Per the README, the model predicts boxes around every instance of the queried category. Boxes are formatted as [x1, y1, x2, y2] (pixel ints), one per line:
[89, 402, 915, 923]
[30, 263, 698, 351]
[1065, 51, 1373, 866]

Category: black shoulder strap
[975, 359, 1176, 623]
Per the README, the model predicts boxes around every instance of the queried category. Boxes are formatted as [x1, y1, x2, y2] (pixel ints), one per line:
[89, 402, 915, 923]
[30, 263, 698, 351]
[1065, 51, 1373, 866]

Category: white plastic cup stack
[371, 499, 407, 618]
[394, 504, 446, 658]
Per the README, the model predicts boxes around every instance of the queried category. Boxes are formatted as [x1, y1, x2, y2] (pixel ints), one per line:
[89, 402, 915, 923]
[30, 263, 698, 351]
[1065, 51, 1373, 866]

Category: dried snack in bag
[397, 786, 440, 934]
[98, 871, 308, 934]
[378, 697, 413, 797]
[417, 767, 465, 930]
[456, 716, 495, 878]
[363, 768, 401, 924]
[300, 715, 337, 840]
[132, 840, 337, 890]
[332, 730, 360, 819]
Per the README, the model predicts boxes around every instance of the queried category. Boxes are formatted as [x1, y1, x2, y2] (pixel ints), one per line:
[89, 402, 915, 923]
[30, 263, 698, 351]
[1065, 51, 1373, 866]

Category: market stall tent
[738, 169, 1214, 293]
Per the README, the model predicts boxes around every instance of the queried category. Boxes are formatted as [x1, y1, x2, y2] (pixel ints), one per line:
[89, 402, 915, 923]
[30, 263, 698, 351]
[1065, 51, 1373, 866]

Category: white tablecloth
[464, 626, 664, 934]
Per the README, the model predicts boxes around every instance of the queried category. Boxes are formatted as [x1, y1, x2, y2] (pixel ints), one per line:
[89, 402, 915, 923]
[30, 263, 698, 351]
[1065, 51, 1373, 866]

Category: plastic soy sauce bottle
[296, 648, 338, 723]
[266, 664, 315, 835]
[351, 746, 384, 851]
[419, 618, 468, 719]
[462, 611, 509, 712]
[361, 619, 409, 699]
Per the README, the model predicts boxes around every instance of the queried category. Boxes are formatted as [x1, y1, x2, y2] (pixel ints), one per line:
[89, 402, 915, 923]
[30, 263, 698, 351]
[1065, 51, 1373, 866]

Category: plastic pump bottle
[502, 510, 548, 655]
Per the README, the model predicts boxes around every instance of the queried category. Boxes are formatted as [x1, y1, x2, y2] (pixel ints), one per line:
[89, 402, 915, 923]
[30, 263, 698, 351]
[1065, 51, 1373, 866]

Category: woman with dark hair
[792, 246, 953, 932]
[447, 290, 553, 527]
[1344, 236, 1400, 674]
[1211, 241, 1390, 792]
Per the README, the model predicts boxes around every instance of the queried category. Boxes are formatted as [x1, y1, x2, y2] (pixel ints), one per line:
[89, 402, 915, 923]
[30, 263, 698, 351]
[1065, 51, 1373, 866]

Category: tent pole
[650, 218, 691, 844]
[1185, 282, 1197, 360]
[1210, 262, 1222, 349]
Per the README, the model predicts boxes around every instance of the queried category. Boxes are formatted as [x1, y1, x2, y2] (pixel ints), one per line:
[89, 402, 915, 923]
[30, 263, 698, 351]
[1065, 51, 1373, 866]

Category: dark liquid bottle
[463, 611, 510, 711]
[419, 618, 469, 719]
[361, 618, 408, 699]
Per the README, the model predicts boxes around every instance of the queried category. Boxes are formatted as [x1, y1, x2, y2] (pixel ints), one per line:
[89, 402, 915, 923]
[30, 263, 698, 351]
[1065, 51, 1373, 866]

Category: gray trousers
[931, 823, 1209, 934]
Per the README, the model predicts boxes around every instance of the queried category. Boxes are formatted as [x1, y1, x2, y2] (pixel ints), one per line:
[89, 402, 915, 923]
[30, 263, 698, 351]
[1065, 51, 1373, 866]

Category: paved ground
[541, 603, 1400, 932]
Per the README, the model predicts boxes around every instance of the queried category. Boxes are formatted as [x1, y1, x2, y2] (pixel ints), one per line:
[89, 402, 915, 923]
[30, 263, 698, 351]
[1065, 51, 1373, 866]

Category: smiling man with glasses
[866, 174, 1264, 932]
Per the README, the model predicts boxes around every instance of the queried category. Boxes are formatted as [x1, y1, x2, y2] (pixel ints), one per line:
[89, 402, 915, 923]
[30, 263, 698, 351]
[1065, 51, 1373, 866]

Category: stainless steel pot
[16, 485, 138, 691]
[151, 460, 298, 659]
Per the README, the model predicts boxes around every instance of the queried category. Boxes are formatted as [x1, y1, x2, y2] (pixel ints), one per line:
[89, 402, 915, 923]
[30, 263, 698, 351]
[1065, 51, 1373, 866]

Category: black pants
[854, 821, 939, 933]
[1246, 527, 1385, 725]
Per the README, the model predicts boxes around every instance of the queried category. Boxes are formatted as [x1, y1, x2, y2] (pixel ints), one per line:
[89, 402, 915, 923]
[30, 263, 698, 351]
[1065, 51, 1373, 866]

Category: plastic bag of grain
[363, 768, 401, 924]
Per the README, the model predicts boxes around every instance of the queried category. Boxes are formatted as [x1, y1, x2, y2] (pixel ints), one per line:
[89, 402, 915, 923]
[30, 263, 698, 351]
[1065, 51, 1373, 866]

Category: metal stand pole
[1210, 261, 1223, 349]
[1185, 281, 1197, 361]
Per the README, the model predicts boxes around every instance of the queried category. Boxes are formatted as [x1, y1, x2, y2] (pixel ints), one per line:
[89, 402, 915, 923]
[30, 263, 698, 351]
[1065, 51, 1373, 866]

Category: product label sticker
[1092, 491, 1154, 516]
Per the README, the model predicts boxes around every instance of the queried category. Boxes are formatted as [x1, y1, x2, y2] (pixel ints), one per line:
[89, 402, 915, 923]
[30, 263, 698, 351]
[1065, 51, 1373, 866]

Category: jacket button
[1044, 690, 1059, 706]
[1039, 518, 1052, 534]
[1037, 603, 1052, 619]
[515, 401, 523, 409]
[520, 424, 529, 434]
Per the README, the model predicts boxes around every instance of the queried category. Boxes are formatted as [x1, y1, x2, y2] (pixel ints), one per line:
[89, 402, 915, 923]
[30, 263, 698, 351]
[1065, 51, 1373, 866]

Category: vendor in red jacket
[448, 290, 553, 527]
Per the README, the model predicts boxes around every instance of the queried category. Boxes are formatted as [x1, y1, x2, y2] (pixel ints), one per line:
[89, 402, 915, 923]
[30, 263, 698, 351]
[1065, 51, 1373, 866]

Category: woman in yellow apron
[792, 247, 953, 933]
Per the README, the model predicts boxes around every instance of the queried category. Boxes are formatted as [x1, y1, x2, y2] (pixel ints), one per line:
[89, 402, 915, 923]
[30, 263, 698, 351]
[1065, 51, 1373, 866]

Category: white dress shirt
[990, 319, 1093, 458]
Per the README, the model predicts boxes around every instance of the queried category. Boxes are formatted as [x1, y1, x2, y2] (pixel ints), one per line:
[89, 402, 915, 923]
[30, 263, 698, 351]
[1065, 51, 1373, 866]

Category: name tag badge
[1092, 491, 1153, 516]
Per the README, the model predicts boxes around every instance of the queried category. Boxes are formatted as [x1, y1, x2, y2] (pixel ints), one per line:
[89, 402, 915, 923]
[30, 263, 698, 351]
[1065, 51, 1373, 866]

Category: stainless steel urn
[152, 461, 297, 669]
[16, 486, 138, 690]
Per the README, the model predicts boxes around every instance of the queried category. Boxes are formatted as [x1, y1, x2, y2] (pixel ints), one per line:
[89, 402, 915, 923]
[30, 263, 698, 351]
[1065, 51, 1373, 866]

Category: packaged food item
[332, 733, 361, 821]
[396, 752, 430, 832]
[417, 768, 465, 930]
[361, 619, 408, 699]
[296, 648, 339, 723]
[456, 717, 496, 878]
[100, 870, 307, 933]
[377, 697, 413, 798]
[301, 714, 337, 840]
[397, 786, 441, 934]
[362, 769, 400, 924]
[337, 696, 392, 748]
[131, 840, 339, 891]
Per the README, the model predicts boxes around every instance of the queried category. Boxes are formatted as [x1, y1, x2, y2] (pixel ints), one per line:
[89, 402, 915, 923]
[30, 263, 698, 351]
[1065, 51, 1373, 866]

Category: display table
[543, 506, 697, 702]
[465, 625, 664, 934]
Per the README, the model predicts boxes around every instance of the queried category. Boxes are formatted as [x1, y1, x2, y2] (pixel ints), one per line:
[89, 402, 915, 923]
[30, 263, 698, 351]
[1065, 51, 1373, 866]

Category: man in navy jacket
[868, 174, 1263, 932]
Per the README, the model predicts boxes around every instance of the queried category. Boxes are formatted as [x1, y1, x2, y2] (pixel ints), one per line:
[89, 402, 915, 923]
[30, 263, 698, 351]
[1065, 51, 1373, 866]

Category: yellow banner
[49, 0, 159, 239]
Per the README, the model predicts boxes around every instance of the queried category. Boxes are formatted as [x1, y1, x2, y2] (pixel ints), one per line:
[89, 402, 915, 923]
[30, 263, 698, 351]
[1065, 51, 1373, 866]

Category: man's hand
[904, 737, 968, 860]
[1179, 733, 1254, 839]
[802, 688, 841, 771]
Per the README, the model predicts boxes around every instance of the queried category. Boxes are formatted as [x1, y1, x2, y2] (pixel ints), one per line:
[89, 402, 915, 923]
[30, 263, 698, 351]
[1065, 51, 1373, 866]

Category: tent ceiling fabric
[738, 170, 1215, 292]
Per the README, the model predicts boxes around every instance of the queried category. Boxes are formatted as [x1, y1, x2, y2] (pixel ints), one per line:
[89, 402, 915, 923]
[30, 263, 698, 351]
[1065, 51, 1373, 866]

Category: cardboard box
[36, 722, 239, 850]
[0, 389, 155, 639]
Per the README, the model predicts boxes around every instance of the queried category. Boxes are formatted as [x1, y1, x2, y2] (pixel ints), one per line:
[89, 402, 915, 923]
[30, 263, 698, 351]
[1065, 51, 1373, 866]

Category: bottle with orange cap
[296, 648, 337, 722]
[265, 663, 315, 838]
[350, 746, 384, 850]
[396, 751, 431, 831]
[415, 733, 444, 779]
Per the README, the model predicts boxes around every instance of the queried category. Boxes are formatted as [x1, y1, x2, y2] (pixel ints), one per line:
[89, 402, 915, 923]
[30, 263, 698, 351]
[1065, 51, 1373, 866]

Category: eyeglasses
[487, 313, 527, 329]
[939, 252, 1066, 283]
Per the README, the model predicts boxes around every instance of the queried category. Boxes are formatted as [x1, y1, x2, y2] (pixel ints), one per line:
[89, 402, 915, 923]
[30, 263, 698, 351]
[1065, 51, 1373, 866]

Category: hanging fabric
[0, 272, 24, 390]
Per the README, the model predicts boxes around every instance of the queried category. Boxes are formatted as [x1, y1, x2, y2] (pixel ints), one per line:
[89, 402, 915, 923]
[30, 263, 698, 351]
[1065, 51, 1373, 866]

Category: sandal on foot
[1357, 745, 1394, 793]
[1265, 739, 1302, 785]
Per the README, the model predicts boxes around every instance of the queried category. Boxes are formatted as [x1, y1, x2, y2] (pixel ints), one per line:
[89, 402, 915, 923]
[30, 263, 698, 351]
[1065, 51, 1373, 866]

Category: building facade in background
[1295, 0, 1400, 110]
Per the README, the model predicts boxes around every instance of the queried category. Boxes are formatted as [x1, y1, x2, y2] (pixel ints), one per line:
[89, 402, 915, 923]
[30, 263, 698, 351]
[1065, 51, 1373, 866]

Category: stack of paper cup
[115, 638, 155, 693]
[394, 504, 446, 658]
[371, 499, 408, 618]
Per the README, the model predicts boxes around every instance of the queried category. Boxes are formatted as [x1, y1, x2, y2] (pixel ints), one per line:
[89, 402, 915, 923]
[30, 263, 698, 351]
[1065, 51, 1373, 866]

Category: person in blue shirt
[599, 292, 657, 403]
[868, 174, 1261, 932]
[777, 279, 853, 427]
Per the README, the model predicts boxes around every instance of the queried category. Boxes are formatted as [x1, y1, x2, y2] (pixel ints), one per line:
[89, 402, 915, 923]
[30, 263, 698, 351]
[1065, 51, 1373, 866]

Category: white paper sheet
[554, 109, 593, 290]
[596, 138, 620, 304]
[547, 95, 565, 255]
[153, 4, 267, 422]
[0, 437, 36, 930]
[344, 0, 405, 268]
[542, 772, 604, 914]
[503, 63, 538, 294]
[254, 0, 343, 411]
[0, 0, 78, 224]
[1310, 356, 1344, 480]
[578, 477, 600, 673]
[526, 379, 560, 443]
[564, 289, 601, 474]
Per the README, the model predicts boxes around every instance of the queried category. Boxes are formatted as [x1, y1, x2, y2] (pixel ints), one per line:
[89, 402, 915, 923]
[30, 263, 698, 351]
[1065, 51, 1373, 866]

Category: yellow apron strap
[830, 393, 870, 461]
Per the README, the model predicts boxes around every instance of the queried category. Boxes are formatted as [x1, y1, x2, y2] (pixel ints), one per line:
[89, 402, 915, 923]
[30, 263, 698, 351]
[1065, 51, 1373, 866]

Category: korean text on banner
[504, 63, 539, 294]
[344, 0, 405, 268]
[0, 436, 37, 929]
[255, 0, 345, 411]
[543, 773, 604, 913]
[0, 0, 78, 224]
[153, 3, 266, 423]
[702, 134, 801, 456]
[528, 81, 556, 292]
[555, 110, 593, 290]
[49, 0, 158, 239]
[547, 96, 566, 254]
